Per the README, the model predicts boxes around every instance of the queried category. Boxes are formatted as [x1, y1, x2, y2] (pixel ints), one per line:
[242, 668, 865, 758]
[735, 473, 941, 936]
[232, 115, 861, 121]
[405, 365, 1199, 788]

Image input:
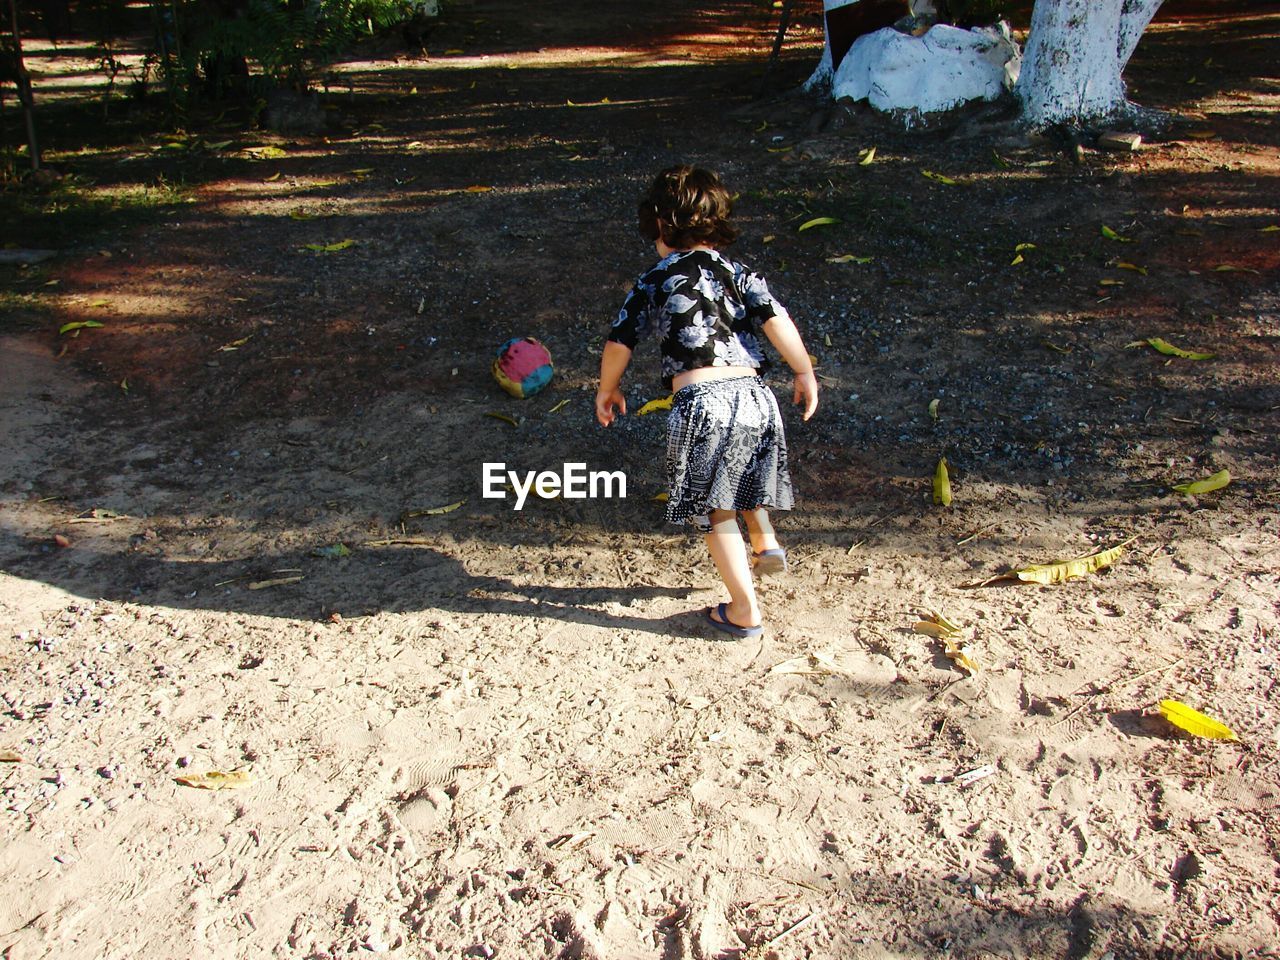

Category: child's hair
[638, 165, 739, 250]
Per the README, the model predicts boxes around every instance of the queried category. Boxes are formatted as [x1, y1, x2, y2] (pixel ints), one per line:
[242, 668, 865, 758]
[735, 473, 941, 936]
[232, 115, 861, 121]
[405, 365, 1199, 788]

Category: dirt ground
[1, 1, 1278, 957]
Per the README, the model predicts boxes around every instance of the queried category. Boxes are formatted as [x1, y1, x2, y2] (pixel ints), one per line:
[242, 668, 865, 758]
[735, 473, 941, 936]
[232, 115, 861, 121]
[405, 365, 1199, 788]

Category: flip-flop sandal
[752, 548, 788, 576]
[705, 602, 764, 638]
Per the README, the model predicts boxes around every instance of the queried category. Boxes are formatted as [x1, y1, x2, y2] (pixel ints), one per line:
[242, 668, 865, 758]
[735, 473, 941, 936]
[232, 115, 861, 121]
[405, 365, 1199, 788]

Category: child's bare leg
[740, 507, 781, 556]
[703, 509, 761, 627]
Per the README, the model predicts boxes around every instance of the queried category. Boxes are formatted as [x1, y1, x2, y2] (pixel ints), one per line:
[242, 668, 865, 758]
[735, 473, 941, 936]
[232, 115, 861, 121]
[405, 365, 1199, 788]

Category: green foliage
[0, 173, 192, 255]
[943, 0, 1016, 27]
[151, 0, 418, 106]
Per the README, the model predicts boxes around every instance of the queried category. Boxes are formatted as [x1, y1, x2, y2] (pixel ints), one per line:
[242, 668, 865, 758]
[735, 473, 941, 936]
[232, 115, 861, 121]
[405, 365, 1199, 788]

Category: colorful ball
[492, 336, 554, 399]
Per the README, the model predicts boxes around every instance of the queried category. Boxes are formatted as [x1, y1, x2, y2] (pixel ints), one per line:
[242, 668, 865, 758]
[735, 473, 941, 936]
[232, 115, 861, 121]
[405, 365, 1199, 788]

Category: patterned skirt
[665, 375, 795, 528]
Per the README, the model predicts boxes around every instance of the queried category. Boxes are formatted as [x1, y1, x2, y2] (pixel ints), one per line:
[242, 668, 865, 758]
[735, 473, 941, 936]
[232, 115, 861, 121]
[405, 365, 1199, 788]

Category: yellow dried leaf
[1015, 242, 1037, 252]
[59, 320, 105, 335]
[637, 395, 674, 416]
[933, 457, 952, 507]
[930, 610, 963, 634]
[917, 611, 976, 672]
[1042, 340, 1072, 354]
[767, 145, 793, 154]
[1158, 700, 1238, 741]
[824, 334, 832, 347]
[1101, 224, 1132, 242]
[827, 253, 873, 264]
[248, 576, 304, 590]
[303, 239, 356, 253]
[1260, 225, 1280, 233]
[350, 167, 374, 175]
[548, 398, 570, 413]
[465, 185, 493, 193]
[921, 170, 958, 185]
[176, 770, 252, 790]
[403, 500, 466, 519]
[762, 235, 776, 244]
[263, 171, 282, 182]
[1116, 261, 1148, 275]
[652, 492, 669, 502]
[859, 147, 876, 166]
[1144, 337, 1214, 360]
[485, 412, 519, 426]
[1212, 263, 1260, 274]
[1013, 539, 1135, 585]
[1099, 278, 1124, 286]
[1171, 469, 1230, 495]
[1185, 129, 1217, 140]
[912, 620, 955, 639]
[944, 636, 980, 675]
[1010, 254, 1024, 266]
[928, 398, 940, 420]
[798, 216, 839, 232]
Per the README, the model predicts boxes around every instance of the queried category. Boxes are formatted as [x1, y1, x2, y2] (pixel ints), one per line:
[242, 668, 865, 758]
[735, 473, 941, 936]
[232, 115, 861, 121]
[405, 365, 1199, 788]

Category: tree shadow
[720, 869, 1262, 958]
[2, 0, 1276, 622]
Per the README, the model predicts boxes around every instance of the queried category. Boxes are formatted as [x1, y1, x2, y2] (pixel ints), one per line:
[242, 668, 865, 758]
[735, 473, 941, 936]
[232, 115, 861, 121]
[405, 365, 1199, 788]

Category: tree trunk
[1015, 0, 1162, 127]
[806, 0, 904, 93]
[6, 0, 40, 169]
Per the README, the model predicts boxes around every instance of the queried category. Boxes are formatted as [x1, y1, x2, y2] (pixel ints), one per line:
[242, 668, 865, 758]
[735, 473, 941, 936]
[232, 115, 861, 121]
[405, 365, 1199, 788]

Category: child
[595, 165, 818, 637]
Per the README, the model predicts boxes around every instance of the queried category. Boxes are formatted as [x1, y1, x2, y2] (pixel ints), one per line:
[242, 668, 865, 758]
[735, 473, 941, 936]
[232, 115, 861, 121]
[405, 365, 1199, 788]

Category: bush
[152, 0, 420, 106]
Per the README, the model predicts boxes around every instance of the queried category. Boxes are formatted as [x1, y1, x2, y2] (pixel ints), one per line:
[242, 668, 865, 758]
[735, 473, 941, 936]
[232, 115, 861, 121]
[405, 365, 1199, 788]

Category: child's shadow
[2, 532, 706, 639]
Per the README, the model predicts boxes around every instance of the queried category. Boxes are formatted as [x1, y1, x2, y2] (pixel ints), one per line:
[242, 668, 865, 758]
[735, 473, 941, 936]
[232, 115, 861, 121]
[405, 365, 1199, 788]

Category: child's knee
[707, 509, 739, 530]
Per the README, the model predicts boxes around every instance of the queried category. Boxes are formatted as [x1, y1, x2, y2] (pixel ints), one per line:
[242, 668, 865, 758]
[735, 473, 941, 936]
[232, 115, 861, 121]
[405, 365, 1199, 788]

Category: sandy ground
[3, 1, 1280, 958]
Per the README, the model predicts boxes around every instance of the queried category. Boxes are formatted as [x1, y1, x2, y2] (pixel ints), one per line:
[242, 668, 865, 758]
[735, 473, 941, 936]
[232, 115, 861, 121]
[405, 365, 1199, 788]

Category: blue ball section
[519, 363, 554, 397]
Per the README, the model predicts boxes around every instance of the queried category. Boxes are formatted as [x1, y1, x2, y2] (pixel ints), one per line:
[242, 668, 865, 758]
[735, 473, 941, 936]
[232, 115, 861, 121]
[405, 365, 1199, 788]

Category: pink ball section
[499, 338, 550, 381]
[492, 336, 554, 398]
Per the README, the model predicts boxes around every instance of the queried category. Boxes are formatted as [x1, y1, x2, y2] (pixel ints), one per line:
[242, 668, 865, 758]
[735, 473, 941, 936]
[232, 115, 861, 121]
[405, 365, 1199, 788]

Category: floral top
[607, 249, 790, 390]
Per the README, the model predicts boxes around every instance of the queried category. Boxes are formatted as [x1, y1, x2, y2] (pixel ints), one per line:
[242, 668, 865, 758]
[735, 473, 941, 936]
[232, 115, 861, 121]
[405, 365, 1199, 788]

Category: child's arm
[595, 340, 633, 427]
[762, 313, 819, 421]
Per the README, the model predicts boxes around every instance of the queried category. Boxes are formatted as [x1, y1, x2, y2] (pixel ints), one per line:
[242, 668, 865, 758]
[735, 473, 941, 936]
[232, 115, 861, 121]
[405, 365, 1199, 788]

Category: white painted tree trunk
[805, 0, 862, 93]
[1015, 0, 1163, 126]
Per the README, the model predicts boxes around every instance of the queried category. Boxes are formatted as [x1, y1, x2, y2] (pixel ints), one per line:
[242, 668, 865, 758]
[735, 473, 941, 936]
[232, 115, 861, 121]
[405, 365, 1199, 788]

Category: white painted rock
[832, 23, 1021, 116]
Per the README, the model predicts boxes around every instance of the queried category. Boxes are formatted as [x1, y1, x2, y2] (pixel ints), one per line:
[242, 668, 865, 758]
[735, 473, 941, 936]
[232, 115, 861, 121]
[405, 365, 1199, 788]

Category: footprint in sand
[392, 755, 464, 842]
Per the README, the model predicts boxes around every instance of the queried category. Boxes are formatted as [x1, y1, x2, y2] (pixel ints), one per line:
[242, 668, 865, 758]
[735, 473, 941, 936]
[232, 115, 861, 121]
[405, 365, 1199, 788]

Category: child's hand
[595, 387, 627, 427]
[793, 371, 819, 421]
